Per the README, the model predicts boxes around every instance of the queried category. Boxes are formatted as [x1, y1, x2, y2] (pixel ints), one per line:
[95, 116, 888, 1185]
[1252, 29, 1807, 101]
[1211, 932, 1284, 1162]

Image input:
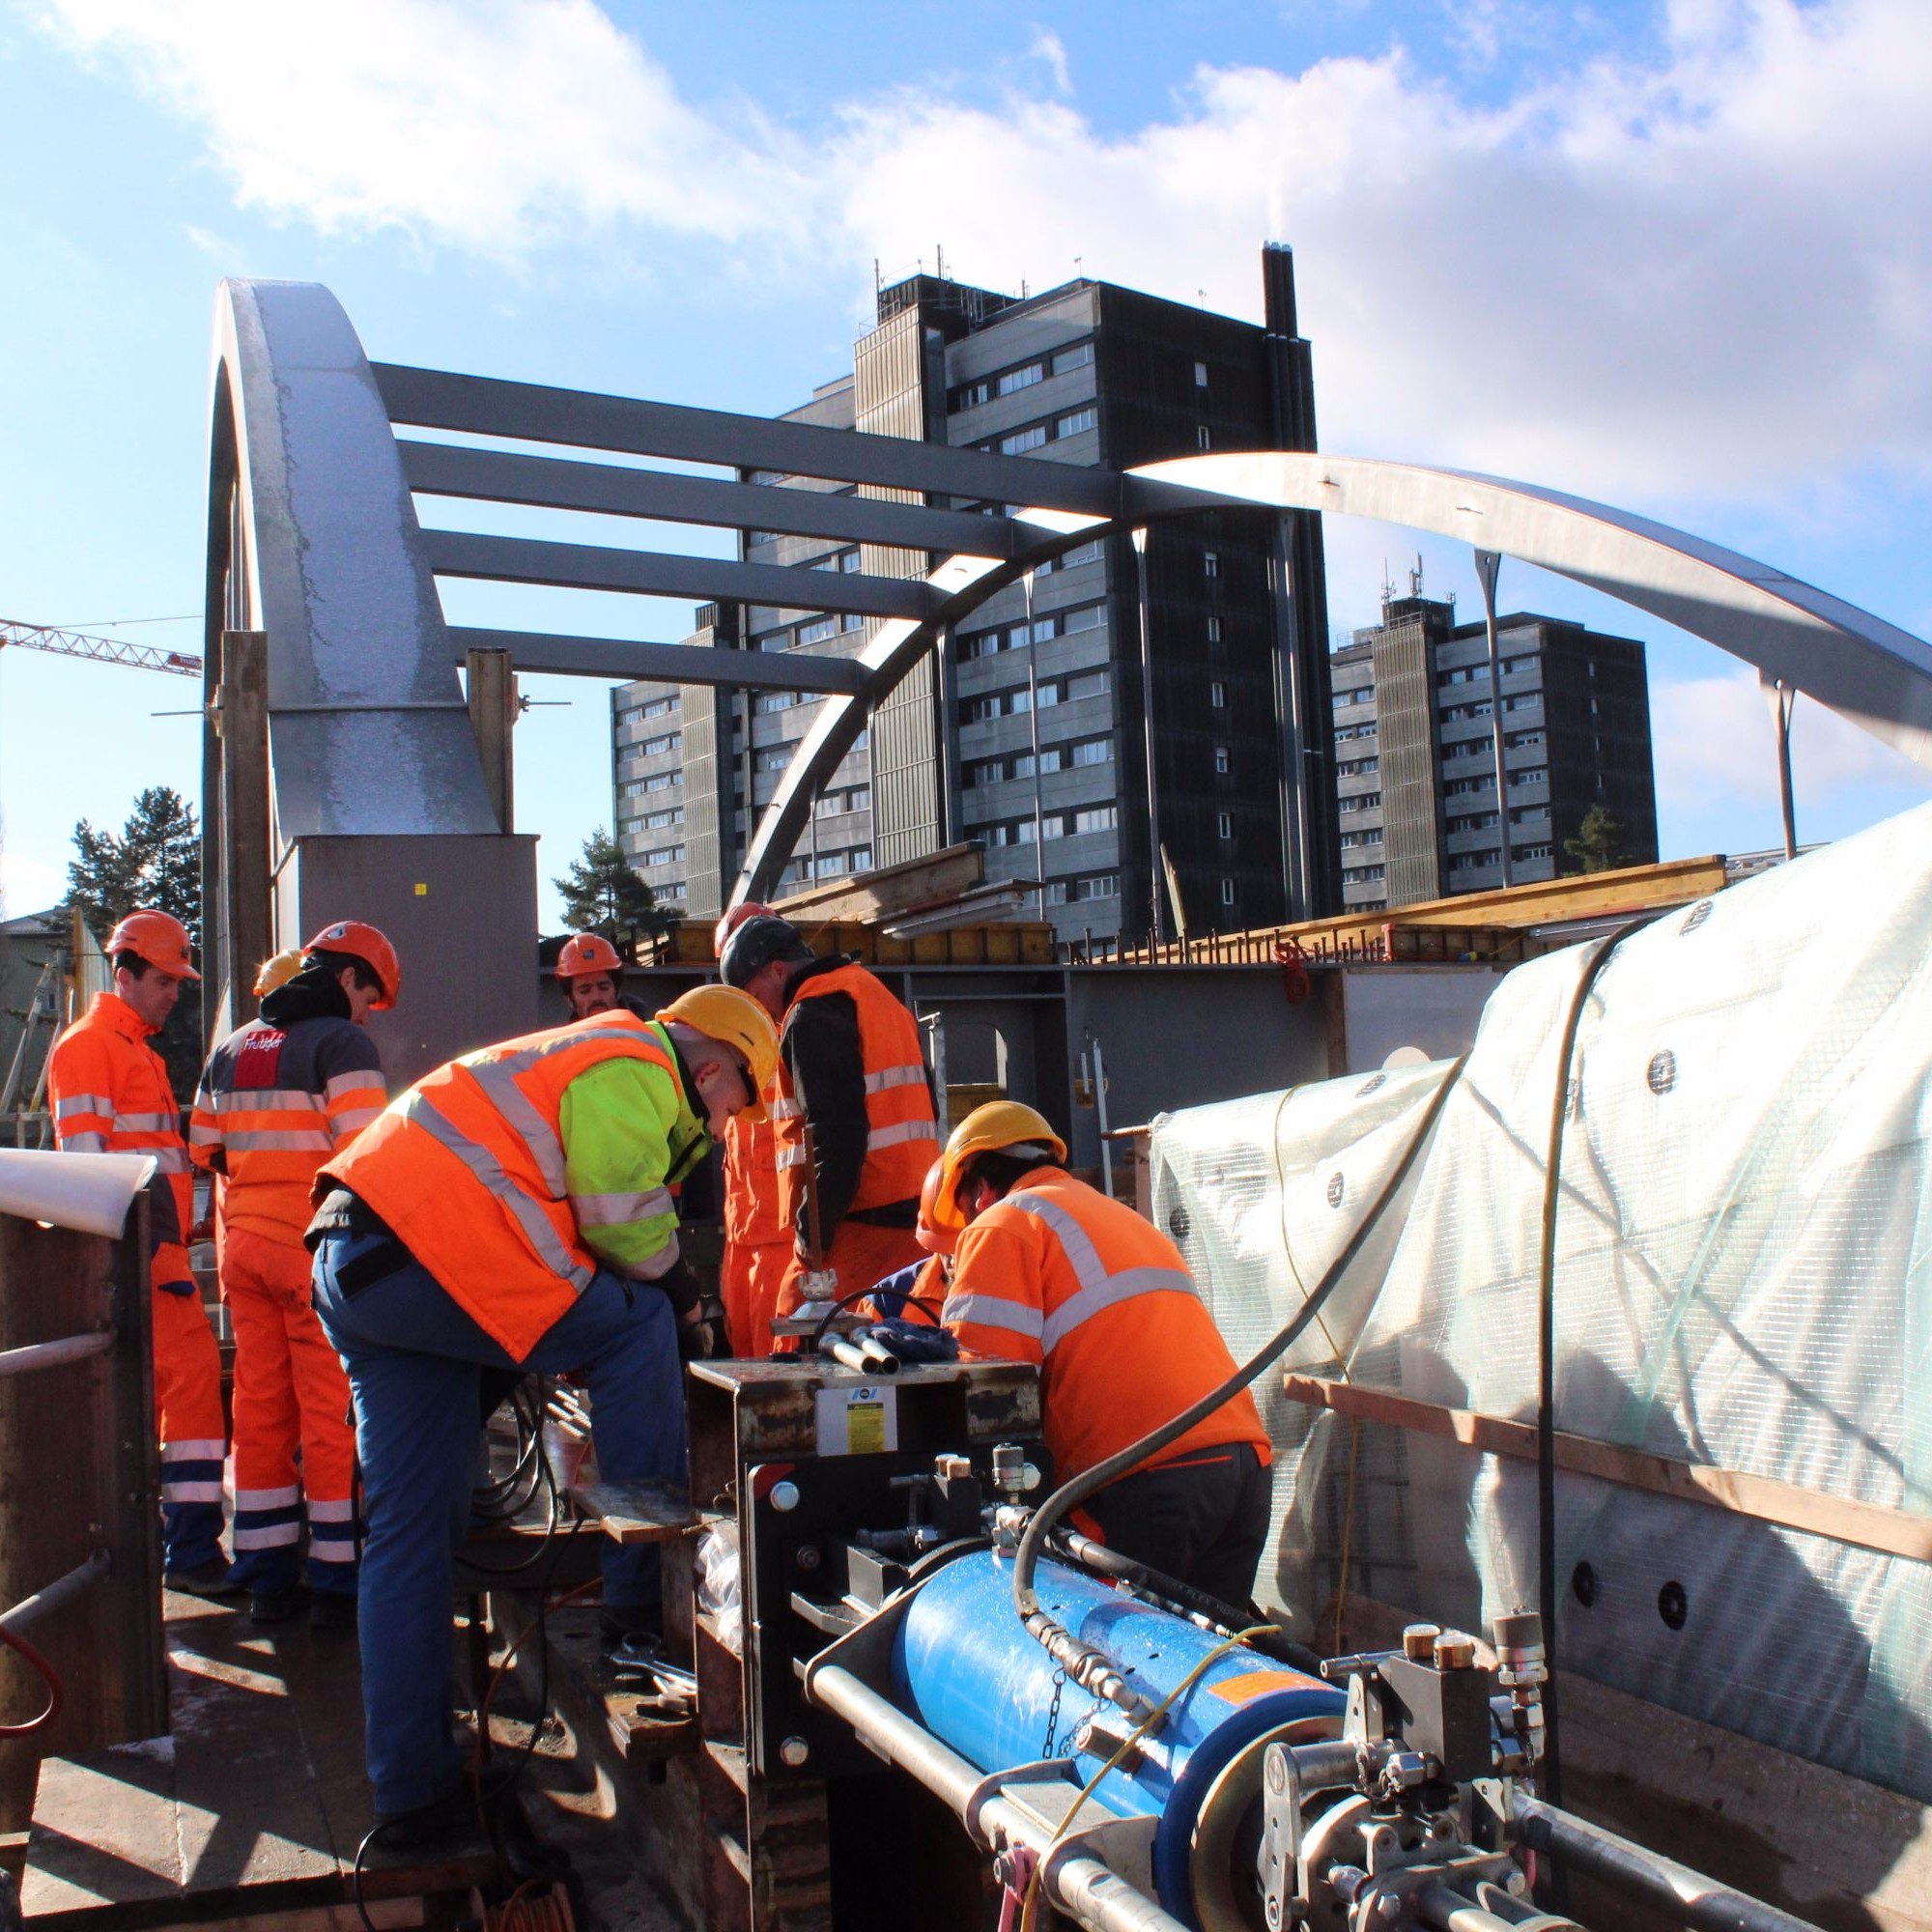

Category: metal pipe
[1416, 1884, 1522, 1932]
[810, 1662, 1190, 1932]
[1510, 1793, 1820, 1932]
[1091, 1036, 1115, 1198]
[0, 1330, 114, 1379]
[1288, 1739, 1369, 1791]
[0, 1548, 110, 1634]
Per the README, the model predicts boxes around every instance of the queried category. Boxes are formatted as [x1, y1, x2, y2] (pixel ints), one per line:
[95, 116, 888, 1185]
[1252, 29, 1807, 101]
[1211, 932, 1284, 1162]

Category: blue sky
[3, 0, 1929, 930]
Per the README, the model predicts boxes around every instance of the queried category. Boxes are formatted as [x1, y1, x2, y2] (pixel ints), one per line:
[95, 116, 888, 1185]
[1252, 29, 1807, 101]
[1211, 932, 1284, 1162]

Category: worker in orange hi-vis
[720, 915, 939, 1348]
[711, 903, 790, 1355]
[554, 931, 653, 1022]
[932, 1101, 1275, 1609]
[863, 1158, 955, 1323]
[189, 921, 400, 1630]
[46, 909, 233, 1597]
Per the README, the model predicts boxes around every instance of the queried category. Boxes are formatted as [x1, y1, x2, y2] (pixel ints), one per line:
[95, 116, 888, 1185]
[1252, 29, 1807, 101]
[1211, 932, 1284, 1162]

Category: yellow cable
[1018, 1626, 1278, 1932]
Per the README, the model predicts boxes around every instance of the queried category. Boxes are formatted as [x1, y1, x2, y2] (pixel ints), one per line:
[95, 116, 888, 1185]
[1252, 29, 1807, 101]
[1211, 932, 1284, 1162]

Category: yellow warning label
[846, 1401, 886, 1456]
[1207, 1667, 1324, 1705]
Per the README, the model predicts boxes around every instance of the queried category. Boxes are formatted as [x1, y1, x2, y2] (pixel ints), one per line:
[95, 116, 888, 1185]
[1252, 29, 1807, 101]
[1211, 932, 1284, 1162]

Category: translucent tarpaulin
[1149, 799, 1932, 1800]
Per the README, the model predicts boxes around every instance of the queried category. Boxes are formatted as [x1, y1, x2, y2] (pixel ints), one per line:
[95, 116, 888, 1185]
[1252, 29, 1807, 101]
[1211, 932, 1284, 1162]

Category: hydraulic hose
[1533, 917, 1655, 1806]
[1010, 1052, 1470, 1710]
[0, 1618, 65, 1736]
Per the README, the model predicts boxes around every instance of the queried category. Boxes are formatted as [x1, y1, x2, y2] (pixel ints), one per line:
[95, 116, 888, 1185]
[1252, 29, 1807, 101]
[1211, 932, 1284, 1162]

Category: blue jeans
[312, 1228, 687, 1817]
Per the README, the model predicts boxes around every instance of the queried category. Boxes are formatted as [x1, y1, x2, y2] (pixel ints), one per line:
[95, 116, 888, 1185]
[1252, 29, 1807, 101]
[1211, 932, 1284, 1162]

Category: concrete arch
[736, 454, 1932, 905]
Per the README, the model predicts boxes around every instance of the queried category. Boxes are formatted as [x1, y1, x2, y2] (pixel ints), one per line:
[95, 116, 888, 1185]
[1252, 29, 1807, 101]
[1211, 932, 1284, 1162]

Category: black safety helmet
[719, 915, 813, 989]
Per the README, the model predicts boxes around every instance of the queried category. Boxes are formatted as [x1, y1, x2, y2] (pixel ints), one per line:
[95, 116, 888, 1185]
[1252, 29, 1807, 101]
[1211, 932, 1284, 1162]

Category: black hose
[804, 1283, 944, 1345]
[1010, 1053, 1470, 1688]
[1534, 918, 1654, 1808]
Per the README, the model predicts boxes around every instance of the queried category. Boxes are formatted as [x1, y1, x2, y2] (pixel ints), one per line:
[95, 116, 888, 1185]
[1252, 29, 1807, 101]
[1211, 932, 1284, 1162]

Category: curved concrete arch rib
[737, 450, 1932, 908]
[207, 277, 499, 842]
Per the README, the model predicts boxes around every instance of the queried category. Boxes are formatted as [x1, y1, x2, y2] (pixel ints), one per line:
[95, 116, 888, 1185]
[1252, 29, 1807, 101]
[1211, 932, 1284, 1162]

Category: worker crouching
[305, 986, 777, 1833]
[934, 1102, 1274, 1607]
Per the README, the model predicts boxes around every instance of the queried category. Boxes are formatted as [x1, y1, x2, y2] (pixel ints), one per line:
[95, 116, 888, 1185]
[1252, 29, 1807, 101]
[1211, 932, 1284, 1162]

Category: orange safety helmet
[105, 909, 200, 981]
[554, 932, 624, 981]
[304, 921, 401, 1010]
[712, 900, 774, 961]
[915, 1157, 957, 1258]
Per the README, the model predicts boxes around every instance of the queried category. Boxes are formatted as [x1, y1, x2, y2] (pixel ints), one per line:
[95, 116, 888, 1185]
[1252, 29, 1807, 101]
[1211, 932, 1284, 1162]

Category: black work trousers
[1087, 1440, 1272, 1611]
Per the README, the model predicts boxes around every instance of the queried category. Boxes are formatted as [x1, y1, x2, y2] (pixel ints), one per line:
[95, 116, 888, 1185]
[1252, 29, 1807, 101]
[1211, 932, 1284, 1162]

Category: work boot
[309, 1590, 357, 1633]
[162, 1556, 245, 1599]
[249, 1584, 309, 1625]
[366, 1788, 487, 1856]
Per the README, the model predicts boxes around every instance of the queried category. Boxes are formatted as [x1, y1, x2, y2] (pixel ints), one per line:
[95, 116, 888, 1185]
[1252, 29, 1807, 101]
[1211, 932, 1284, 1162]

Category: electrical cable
[1009, 1052, 1469, 1700]
[0, 1619, 64, 1736]
[1533, 916, 1655, 1811]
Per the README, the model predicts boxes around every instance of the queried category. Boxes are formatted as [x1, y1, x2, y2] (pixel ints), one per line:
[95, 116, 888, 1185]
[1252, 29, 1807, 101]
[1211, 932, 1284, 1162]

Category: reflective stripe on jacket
[190, 1015, 385, 1245]
[316, 1012, 703, 1361]
[942, 1169, 1270, 1485]
[47, 992, 195, 1289]
[723, 1081, 785, 1246]
[772, 962, 938, 1234]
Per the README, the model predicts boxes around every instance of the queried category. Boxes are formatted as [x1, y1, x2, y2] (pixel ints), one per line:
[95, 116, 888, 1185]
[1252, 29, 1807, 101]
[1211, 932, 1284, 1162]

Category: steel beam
[448, 626, 867, 696]
[399, 440, 1020, 560]
[374, 362, 1228, 525]
[420, 529, 941, 622]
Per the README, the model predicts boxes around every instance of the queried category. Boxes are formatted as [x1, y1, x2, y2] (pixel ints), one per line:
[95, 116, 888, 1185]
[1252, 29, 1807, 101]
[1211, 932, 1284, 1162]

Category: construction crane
[0, 618, 203, 678]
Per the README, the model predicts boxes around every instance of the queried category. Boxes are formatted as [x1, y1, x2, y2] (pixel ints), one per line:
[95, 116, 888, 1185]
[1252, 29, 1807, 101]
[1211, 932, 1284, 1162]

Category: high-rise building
[610, 248, 1340, 946]
[1328, 583, 1658, 911]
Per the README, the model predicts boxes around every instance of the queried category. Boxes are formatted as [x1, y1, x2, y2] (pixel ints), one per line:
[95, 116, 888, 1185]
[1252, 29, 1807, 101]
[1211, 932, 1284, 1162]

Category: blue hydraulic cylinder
[893, 1548, 1344, 1919]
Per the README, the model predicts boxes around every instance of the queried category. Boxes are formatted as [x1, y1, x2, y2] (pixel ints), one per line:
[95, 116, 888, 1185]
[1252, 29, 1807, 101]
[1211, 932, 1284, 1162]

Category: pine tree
[66, 786, 205, 1094]
[1563, 805, 1627, 875]
[553, 830, 672, 958]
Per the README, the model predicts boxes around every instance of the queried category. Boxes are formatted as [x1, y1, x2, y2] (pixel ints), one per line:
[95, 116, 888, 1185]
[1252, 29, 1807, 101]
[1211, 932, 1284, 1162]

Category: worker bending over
[712, 903, 790, 1355]
[190, 922, 399, 1628]
[47, 911, 232, 1595]
[720, 916, 939, 1343]
[554, 931, 650, 1022]
[307, 987, 776, 1835]
[934, 1102, 1273, 1607]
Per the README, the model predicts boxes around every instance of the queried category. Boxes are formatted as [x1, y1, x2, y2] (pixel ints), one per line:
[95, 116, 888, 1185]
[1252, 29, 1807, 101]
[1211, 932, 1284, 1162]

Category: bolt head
[780, 1735, 810, 1767]
[1432, 1633, 1476, 1671]
[770, 1480, 800, 1513]
[795, 1543, 822, 1572]
[1402, 1622, 1441, 1662]
[1264, 1745, 1288, 1794]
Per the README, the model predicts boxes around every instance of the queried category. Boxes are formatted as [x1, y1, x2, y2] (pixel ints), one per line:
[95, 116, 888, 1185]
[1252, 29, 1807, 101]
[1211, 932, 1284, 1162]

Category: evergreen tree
[1563, 805, 1628, 875]
[66, 786, 204, 1095]
[553, 829, 673, 958]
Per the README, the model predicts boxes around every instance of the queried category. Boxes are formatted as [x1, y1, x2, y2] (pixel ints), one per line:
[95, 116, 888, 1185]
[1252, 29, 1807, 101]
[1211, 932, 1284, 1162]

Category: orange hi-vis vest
[724, 1087, 785, 1248]
[772, 963, 938, 1224]
[942, 1169, 1271, 1486]
[317, 1014, 685, 1361]
[48, 992, 195, 1289]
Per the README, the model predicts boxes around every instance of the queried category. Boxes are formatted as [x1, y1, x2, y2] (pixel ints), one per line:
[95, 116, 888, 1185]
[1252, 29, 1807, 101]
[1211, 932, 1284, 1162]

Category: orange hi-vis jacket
[723, 1088, 784, 1248]
[317, 1014, 697, 1362]
[190, 1015, 386, 1244]
[47, 992, 195, 1290]
[942, 1169, 1271, 1487]
[772, 962, 938, 1233]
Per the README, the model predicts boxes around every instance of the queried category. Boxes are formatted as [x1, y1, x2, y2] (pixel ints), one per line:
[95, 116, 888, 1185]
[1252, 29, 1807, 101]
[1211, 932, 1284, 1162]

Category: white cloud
[35, 0, 1932, 502]
[1030, 27, 1072, 98]
[0, 847, 66, 920]
[1650, 668, 1932, 817]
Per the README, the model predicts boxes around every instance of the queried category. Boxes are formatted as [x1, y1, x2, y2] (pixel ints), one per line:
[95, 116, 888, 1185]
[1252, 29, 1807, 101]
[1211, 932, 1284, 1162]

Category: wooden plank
[771, 843, 983, 924]
[1283, 1374, 1932, 1561]
[569, 1477, 697, 1545]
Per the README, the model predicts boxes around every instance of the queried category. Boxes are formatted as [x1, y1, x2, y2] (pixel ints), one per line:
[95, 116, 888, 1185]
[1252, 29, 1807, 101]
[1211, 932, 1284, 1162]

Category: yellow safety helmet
[655, 984, 780, 1118]
[252, 948, 305, 998]
[930, 1100, 1067, 1230]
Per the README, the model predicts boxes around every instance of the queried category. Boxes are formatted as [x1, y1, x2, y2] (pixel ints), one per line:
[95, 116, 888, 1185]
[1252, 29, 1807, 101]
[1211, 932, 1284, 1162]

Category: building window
[1053, 342, 1094, 374]
[1210, 680, 1226, 707]
[840, 549, 862, 572]
[1193, 360, 1209, 386]
[1043, 880, 1069, 905]
[1057, 408, 1097, 438]
[1342, 864, 1387, 885]
[1213, 746, 1230, 775]
[852, 849, 873, 871]
[1069, 738, 1112, 767]
[755, 747, 791, 774]
[756, 692, 795, 713]
[1196, 425, 1212, 450]
[1207, 617, 1222, 643]
[1001, 424, 1048, 456]
[1220, 878, 1236, 907]
[1218, 811, 1233, 839]
[644, 771, 680, 791]
[1518, 842, 1553, 861]
[1506, 730, 1545, 750]
[1073, 806, 1117, 834]
[644, 845, 684, 867]
[1074, 875, 1118, 900]
[998, 362, 1045, 396]
[1504, 694, 1541, 713]
[1060, 603, 1103, 635]
[1065, 669, 1110, 701]
[798, 615, 838, 645]
[640, 731, 680, 755]
[644, 808, 682, 830]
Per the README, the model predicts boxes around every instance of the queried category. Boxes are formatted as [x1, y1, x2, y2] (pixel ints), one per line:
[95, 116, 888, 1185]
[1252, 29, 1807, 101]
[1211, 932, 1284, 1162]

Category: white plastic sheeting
[1150, 799, 1932, 1800]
